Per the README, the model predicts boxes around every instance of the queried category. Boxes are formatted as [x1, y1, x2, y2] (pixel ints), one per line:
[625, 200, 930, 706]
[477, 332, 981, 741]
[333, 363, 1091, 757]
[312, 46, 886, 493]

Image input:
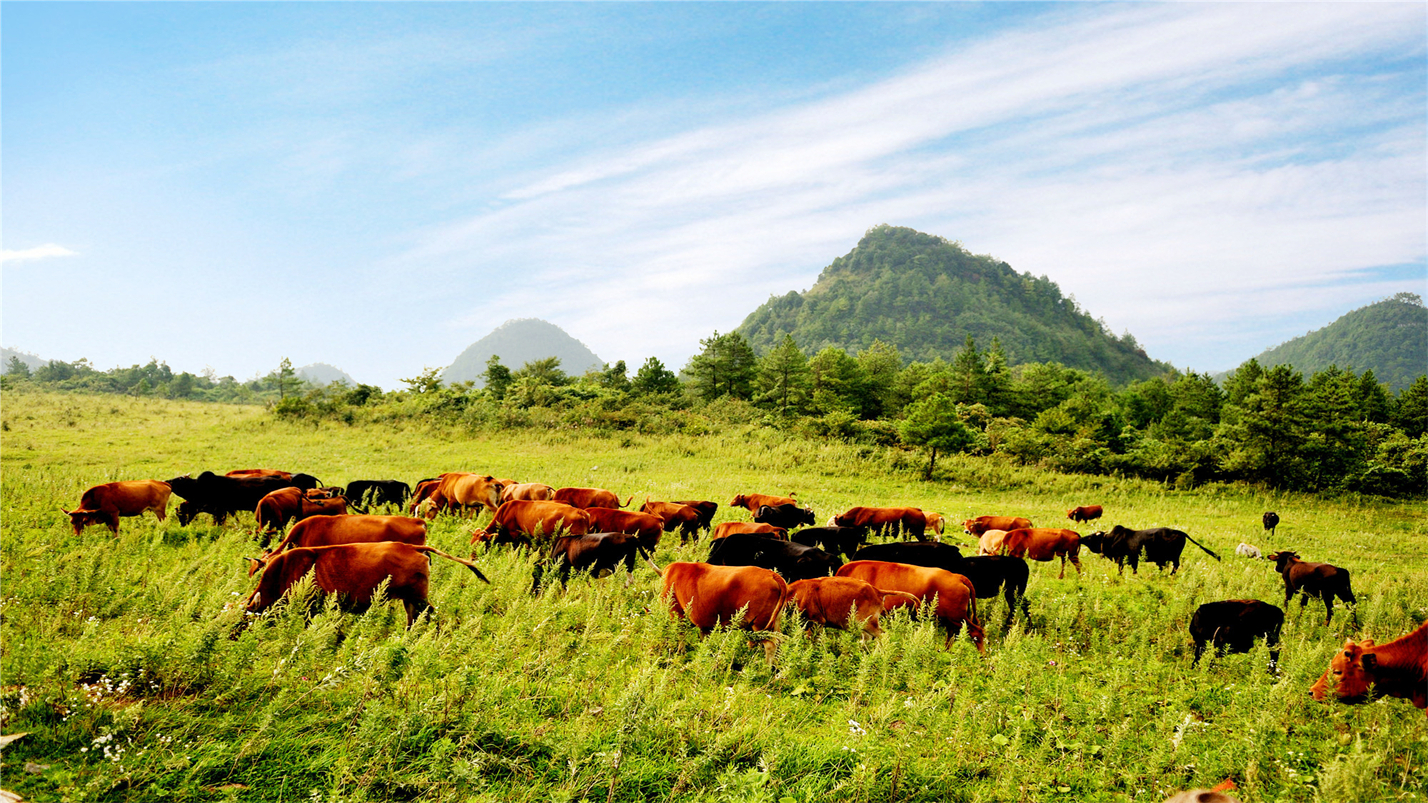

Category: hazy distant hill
[1236, 292, 1427, 390]
[441, 319, 604, 387]
[737, 225, 1170, 384]
[297, 363, 356, 386]
[1, 347, 49, 373]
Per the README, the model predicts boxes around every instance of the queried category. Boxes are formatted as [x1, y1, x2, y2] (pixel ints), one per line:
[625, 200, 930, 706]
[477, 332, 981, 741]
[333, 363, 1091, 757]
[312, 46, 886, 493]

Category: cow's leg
[1322, 592, 1334, 625]
[1058, 556, 1066, 579]
[1191, 638, 1206, 666]
[105, 511, 121, 535]
[154, 501, 167, 523]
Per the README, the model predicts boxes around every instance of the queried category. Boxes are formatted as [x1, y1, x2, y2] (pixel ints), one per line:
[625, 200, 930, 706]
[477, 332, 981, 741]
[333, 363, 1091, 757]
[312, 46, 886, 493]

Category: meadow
[1, 390, 1425, 802]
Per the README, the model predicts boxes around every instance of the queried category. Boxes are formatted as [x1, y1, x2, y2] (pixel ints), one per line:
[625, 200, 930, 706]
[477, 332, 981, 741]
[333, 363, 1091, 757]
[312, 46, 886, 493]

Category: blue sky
[3, 2, 1424, 389]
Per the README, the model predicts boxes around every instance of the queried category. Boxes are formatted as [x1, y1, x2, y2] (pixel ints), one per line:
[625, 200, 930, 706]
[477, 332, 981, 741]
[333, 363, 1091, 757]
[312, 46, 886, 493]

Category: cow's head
[1267, 551, 1299, 571]
[1082, 532, 1106, 553]
[1312, 639, 1378, 703]
[730, 494, 748, 508]
[62, 507, 103, 536]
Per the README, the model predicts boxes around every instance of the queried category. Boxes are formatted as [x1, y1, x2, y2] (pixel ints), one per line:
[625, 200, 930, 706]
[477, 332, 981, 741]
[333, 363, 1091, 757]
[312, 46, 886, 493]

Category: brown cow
[473, 500, 591, 548]
[639, 500, 702, 544]
[963, 516, 1033, 536]
[1002, 528, 1082, 578]
[787, 576, 913, 639]
[554, 487, 631, 510]
[730, 493, 797, 514]
[244, 541, 489, 628]
[583, 508, 663, 553]
[711, 522, 787, 541]
[833, 506, 928, 541]
[1067, 505, 1103, 524]
[255, 488, 350, 541]
[64, 480, 172, 535]
[252, 515, 429, 574]
[673, 500, 719, 535]
[661, 562, 787, 661]
[835, 560, 983, 651]
[925, 513, 945, 538]
[977, 529, 1011, 556]
[226, 469, 293, 479]
[437, 473, 507, 515]
[1311, 621, 1428, 714]
[1266, 551, 1356, 625]
[409, 478, 442, 515]
[501, 482, 556, 503]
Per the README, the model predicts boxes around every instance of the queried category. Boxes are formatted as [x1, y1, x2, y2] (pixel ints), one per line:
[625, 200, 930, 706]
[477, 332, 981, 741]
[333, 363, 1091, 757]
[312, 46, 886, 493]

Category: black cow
[1262, 512, 1280, 537]
[167, 472, 302, 526]
[1189, 599, 1284, 670]
[791, 526, 868, 559]
[345, 480, 413, 508]
[1266, 551, 1356, 625]
[534, 532, 646, 592]
[1082, 525, 1220, 574]
[852, 542, 1030, 624]
[673, 500, 718, 535]
[755, 503, 817, 530]
[708, 533, 842, 582]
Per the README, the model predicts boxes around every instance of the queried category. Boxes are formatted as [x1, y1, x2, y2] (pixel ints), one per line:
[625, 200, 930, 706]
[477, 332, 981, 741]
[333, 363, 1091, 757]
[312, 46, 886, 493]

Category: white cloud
[0, 244, 78, 264]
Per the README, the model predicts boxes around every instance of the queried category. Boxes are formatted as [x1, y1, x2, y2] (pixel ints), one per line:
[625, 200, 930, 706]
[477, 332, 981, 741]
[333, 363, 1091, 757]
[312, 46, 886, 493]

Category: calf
[538, 532, 649, 592]
[787, 577, 915, 639]
[709, 533, 842, 582]
[64, 480, 171, 535]
[1267, 551, 1356, 625]
[1262, 511, 1280, 537]
[730, 493, 797, 514]
[1311, 621, 1428, 713]
[1067, 505, 1103, 524]
[1189, 599, 1284, 670]
[1236, 543, 1262, 559]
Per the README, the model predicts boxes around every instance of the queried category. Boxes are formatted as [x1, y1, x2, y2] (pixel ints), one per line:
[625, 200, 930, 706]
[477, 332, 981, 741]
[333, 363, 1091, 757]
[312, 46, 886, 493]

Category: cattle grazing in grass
[661, 562, 788, 662]
[582, 507, 663, 554]
[554, 487, 631, 510]
[791, 526, 867, 559]
[924, 513, 945, 539]
[168, 472, 300, 526]
[673, 500, 718, 535]
[1189, 600, 1284, 670]
[254, 488, 352, 543]
[730, 493, 797, 514]
[1081, 525, 1220, 575]
[639, 500, 702, 544]
[1311, 621, 1428, 713]
[711, 522, 786, 541]
[252, 514, 428, 573]
[708, 533, 843, 582]
[64, 480, 172, 535]
[436, 473, 507, 515]
[1266, 551, 1356, 625]
[472, 500, 591, 549]
[244, 541, 489, 628]
[833, 506, 928, 541]
[538, 532, 651, 592]
[1262, 512, 1280, 537]
[977, 529, 1011, 556]
[408, 478, 443, 516]
[344, 480, 412, 508]
[1067, 505, 1103, 524]
[787, 577, 918, 639]
[1236, 543, 1262, 559]
[852, 542, 1030, 625]
[963, 515, 1032, 536]
[501, 482, 557, 504]
[1001, 528, 1082, 578]
[754, 503, 816, 530]
[835, 561, 984, 651]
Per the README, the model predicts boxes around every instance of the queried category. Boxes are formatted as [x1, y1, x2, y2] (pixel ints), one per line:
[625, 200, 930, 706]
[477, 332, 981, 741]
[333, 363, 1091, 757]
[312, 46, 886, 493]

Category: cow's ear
[1361, 653, 1377, 670]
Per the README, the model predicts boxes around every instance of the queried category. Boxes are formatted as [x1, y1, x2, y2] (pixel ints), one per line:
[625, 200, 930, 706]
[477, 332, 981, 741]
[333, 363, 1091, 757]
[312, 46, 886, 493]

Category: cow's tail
[1185, 534, 1221, 561]
[416, 545, 492, 584]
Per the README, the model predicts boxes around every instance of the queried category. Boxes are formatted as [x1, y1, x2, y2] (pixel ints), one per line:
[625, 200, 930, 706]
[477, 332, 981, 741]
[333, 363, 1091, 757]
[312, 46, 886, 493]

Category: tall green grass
[2, 391, 1425, 802]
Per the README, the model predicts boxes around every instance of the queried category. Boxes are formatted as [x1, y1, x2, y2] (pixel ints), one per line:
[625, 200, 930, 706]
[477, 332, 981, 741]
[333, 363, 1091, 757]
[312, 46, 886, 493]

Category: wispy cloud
[0, 244, 78, 264]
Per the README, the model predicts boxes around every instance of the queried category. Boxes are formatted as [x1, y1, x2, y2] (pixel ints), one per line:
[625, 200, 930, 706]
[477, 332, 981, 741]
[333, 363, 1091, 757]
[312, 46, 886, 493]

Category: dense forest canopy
[737, 225, 1171, 384]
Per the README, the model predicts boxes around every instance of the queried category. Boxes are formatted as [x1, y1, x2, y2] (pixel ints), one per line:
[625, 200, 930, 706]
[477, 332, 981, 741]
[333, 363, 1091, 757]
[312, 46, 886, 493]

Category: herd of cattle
[59, 470, 1427, 716]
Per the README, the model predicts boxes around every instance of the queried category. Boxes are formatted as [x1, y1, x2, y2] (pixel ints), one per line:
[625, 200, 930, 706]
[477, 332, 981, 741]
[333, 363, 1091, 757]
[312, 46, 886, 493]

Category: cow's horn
[59, 507, 72, 515]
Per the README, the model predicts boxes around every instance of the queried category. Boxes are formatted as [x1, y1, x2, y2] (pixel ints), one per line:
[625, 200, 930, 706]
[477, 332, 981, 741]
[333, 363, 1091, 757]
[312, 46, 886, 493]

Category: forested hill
[1241, 292, 1427, 391]
[441, 318, 604, 387]
[736, 225, 1170, 384]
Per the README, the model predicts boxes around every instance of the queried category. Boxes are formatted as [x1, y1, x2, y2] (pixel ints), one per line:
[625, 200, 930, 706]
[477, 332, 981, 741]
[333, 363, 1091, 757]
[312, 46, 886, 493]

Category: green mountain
[1245, 292, 1427, 391]
[736, 225, 1170, 383]
[441, 318, 604, 387]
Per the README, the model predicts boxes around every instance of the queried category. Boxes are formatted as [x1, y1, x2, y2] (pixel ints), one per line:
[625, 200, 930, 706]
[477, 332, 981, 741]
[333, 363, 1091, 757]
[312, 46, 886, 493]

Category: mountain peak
[441, 319, 604, 387]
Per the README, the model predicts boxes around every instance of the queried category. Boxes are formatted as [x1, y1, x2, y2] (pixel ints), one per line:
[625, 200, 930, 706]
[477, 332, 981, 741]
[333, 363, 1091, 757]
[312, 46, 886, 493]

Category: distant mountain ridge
[736, 225, 1170, 384]
[297, 363, 356, 386]
[1232, 292, 1427, 390]
[441, 319, 604, 387]
[1, 347, 49, 373]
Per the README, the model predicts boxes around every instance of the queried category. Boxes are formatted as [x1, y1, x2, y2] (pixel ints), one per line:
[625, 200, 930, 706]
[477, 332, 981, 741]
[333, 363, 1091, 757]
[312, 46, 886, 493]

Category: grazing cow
[852, 542, 1030, 624]
[1311, 621, 1428, 713]
[963, 516, 1033, 536]
[554, 487, 631, 510]
[730, 493, 797, 514]
[254, 488, 351, 543]
[1189, 600, 1284, 669]
[835, 561, 983, 651]
[1001, 528, 1082, 579]
[661, 562, 788, 661]
[708, 533, 842, 582]
[472, 500, 591, 549]
[1262, 512, 1280, 537]
[501, 482, 557, 504]
[1236, 543, 1263, 559]
[711, 522, 786, 541]
[538, 532, 650, 591]
[168, 472, 299, 526]
[253, 515, 428, 573]
[925, 513, 945, 539]
[1067, 505, 1103, 524]
[787, 577, 915, 639]
[344, 480, 412, 508]
[436, 473, 507, 515]
[755, 503, 817, 530]
[408, 478, 442, 514]
[673, 500, 718, 535]
[582, 507, 663, 553]
[1266, 551, 1356, 625]
[791, 526, 868, 559]
[1081, 525, 1220, 575]
[244, 541, 489, 628]
[63, 480, 172, 535]
[978, 529, 1011, 556]
[226, 469, 291, 479]
[639, 500, 702, 544]
[833, 507, 928, 541]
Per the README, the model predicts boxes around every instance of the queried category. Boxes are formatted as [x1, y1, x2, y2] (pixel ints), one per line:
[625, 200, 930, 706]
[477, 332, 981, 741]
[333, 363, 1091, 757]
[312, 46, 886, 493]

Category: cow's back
[662, 562, 787, 631]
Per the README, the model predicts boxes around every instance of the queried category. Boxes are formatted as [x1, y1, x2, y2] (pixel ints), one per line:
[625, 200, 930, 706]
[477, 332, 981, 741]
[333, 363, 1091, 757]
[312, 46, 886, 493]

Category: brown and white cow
[1310, 621, 1428, 714]
[835, 561, 984, 651]
[252, 515, 429, 574]
[63, 481, 172, 535]
[472, 500, 591, 548]
[661, 562, 788, 661]
[786, 576, 917, 639]
[554, 487, 631, 510]
[711, 522, 787, 541]
[1002, 528, 1082, 578]
[1067, 505, 1103, 524]
[963, 515, 1033, 536]
[244, 541, 489, 628]
[833, 507, 928, 541]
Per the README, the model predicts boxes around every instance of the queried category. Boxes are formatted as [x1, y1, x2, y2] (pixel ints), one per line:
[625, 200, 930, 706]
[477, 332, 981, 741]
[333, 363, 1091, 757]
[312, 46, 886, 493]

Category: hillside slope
[1242, 293, 1426, 390]
[441, 318, 604, 387]
[296, 363, 356, 386]
[737, 225, 1169, 383]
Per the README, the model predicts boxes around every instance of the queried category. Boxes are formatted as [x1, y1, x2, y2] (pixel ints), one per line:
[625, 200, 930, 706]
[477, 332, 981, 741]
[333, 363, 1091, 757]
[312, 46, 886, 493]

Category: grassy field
[2, 390, 1425, 802]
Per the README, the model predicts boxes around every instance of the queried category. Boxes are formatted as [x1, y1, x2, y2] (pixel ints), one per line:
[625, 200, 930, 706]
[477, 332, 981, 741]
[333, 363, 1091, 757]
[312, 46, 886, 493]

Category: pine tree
[684, 331, 757, 402]
[755, 335, 812, 416]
